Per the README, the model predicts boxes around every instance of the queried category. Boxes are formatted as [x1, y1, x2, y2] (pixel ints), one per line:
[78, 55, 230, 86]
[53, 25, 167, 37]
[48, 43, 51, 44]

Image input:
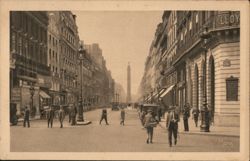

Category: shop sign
[216, 12, 240, 27]
[37, 74, 52, 88]
[11, 88, 21, 102]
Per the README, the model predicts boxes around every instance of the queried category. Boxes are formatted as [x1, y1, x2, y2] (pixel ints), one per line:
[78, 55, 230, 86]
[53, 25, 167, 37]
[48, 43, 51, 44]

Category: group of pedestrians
[22, 104, 128, 128]
[99, 107, 127, 126]
[140, 106, 179, 147]
[47, 106, 66, 128]
[22, 104, 72, 128]
[139, 101, 216, 147]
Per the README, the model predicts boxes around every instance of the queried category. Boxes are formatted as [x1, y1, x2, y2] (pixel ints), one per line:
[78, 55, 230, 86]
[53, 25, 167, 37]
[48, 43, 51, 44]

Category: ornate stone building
[139, 11, 240, 126]
[10, 11, 50, 117]
[58, 11, 80, 105]
[174, 11, 240, 126]
[47, 11, 61, 106]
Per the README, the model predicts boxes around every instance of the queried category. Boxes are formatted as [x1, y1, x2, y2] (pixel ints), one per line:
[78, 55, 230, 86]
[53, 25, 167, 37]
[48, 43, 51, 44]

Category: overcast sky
[73, 11, 163, 96]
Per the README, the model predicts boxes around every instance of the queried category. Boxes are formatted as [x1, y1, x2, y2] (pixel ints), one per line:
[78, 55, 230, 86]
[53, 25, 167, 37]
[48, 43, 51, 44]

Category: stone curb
[158, 122, 239, 138]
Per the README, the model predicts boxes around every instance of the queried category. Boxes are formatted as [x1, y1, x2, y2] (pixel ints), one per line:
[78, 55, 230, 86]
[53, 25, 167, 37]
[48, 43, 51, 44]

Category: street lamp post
[29, 83, 35, 116]
[200, 26, 211, 132]
[78, 44, 85, 122]
[151, 91, 153, 104]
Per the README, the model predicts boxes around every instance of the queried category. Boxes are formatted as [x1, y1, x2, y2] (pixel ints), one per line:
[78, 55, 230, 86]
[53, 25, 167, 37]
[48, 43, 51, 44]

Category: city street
[11, 108, 239, 152]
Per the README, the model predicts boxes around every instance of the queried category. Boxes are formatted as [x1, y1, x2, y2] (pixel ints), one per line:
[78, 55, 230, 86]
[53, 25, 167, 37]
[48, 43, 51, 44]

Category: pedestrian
[70, 104, 77, 126]
[58, 105, 65, 128]
[166, 106, 180, 147]
[120, 108, 125, 126]
[183, 104, 190, 131]
[99, 108, 109, 125]
[47, 106, 55, 128]
[143, 109, 157, 144]
[192, 108, 200, 127]
[23, 106, 30, 128]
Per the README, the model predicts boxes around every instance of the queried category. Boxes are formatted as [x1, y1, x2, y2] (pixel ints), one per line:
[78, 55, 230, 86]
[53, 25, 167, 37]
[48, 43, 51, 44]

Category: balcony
[13, 53, 50, 76]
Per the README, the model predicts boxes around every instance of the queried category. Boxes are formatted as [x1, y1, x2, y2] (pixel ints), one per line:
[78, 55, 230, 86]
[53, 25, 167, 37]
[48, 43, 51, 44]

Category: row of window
[63, 77, 77, 88]
[51, 81, 60, 91]
[49, 65, 58, 74]
[49, 34, 58, 47]
[61, 44, 76, 60]
[61, 27, 77, 46]
[11, 12, 47, 44]
[10, 31, 47, 65]
[49, 48, 58, 62]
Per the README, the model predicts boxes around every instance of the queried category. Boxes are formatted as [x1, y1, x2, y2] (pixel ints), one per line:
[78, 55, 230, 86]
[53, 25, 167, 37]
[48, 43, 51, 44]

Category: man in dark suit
[100, 108, 109, 125]
[58, 105, 65, 128]
[166, 106, 180, 147]
[47, 106, 55, 128]
[70, 104, 77, 126]
[23, 106, 30, 128]
[183, 104, 190, 131]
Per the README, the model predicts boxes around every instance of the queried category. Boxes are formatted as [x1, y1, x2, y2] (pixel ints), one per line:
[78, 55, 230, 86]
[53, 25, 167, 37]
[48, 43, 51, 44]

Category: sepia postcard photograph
[0, 0, 249, 160]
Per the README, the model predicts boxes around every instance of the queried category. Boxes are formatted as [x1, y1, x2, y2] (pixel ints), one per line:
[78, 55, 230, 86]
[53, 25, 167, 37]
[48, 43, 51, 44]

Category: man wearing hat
[143, 109, 157, 144]
[166, 106, 180, 147]
[183, 104, 190, 131]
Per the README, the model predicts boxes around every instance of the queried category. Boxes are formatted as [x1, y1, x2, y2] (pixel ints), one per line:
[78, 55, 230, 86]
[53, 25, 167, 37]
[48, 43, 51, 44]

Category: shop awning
[39, 90, 51, 99]
[159, 85, 175, 98]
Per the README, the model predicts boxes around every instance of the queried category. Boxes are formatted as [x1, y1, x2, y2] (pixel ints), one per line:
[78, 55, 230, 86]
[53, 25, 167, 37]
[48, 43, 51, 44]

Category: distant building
[115, 83, 126, 103]
[84, 43, 114, 107]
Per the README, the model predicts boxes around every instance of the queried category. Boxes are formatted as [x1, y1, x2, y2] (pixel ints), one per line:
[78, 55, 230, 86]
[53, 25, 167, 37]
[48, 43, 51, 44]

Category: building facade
[10, 11, 50, 117]
[174, 11, 240, 126]
[47, 11, 61, 106]
[58, 11, 79, 106]
[84, 43, 114, 107]
[139, 11, 240, 126]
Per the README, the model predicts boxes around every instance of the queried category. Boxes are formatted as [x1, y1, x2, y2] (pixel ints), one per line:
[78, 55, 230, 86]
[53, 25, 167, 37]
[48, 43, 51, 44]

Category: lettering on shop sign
[11, 88, 21, 102]
[223, 59, 231, 67]
[216, 12, 240, 27]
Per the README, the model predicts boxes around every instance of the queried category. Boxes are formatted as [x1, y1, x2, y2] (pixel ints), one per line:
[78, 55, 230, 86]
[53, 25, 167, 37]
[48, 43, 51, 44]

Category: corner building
[174, 11, 240, 126]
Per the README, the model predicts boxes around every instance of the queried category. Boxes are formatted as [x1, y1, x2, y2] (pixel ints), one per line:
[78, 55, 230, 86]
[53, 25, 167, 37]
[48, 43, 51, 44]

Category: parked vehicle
[111, 102, 119, 111]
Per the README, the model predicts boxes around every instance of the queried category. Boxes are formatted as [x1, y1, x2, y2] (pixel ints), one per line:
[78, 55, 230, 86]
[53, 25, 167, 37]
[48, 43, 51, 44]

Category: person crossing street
[99, 108, 109, 125]
[120, 107, 126, 126]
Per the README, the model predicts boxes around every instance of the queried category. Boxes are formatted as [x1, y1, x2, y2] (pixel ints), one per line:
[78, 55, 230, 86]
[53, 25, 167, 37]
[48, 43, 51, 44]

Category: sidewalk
[159, 117, 239, 137]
